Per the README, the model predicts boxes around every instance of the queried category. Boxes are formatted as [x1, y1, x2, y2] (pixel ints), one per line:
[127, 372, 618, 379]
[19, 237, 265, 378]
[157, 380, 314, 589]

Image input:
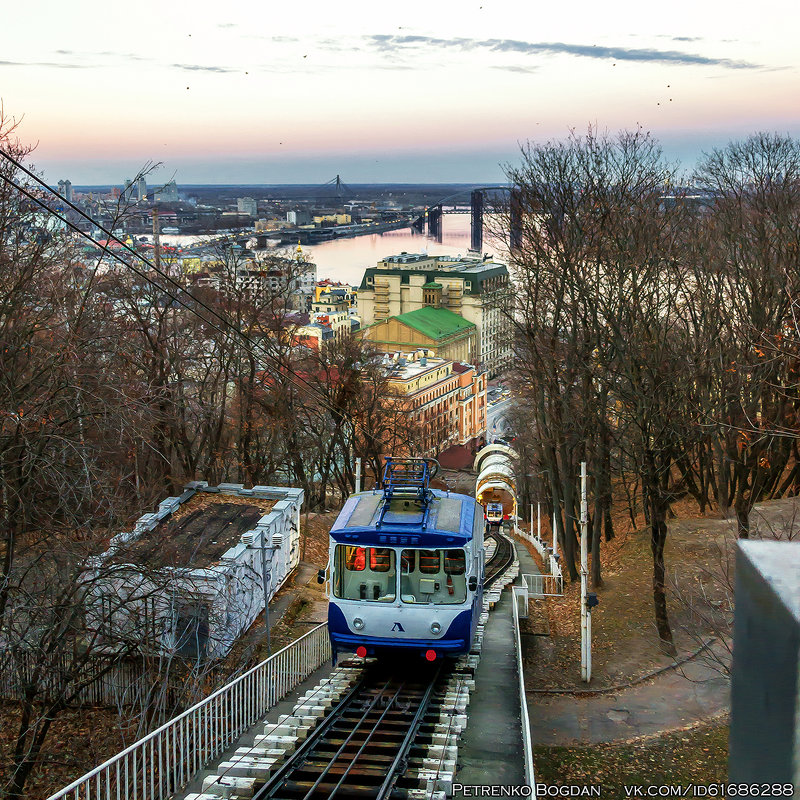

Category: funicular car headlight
[430, 621, 442, 634]
[352, 617, 365, 630]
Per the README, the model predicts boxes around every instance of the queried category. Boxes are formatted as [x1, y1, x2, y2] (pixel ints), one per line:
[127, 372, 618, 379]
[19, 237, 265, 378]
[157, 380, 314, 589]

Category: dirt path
[527, 651, 728, 745]
[516, 495, 800, 748]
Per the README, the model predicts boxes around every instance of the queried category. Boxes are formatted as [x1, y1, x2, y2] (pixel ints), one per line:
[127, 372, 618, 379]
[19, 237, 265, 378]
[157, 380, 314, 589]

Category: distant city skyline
[2, 0, 799, 184]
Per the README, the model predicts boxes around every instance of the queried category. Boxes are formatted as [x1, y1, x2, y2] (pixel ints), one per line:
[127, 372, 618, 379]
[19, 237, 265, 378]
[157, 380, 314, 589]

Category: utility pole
[537, 501, 541, 540]
[355, 457, 362, 493]
[580, 460, 591, 682]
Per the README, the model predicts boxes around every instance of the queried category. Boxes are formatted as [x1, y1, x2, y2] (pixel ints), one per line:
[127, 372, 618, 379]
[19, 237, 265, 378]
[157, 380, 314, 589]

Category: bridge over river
[412, 186, 522, 253]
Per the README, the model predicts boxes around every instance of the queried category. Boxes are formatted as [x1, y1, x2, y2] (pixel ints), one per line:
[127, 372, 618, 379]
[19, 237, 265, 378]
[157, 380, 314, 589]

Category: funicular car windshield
[333, 545, 396, 602]
[400, 548, 467, 604]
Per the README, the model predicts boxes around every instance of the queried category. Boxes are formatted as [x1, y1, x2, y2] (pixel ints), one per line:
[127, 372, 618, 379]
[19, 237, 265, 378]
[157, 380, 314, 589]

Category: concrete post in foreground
[729, 541, 800, 791]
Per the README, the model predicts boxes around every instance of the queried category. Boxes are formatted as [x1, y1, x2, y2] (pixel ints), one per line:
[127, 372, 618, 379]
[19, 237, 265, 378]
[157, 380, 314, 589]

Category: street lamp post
[242, 530, 276, 655]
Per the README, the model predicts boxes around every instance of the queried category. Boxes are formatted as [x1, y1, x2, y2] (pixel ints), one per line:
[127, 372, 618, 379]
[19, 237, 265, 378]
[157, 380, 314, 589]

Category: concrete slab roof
[116, 495, 275, 570]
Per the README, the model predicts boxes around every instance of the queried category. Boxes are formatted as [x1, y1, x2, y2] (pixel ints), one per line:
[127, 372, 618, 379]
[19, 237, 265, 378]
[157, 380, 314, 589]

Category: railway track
[484, 529, 515, 588]
[251, 662, 452, 799]
[240, 532, 514, 800]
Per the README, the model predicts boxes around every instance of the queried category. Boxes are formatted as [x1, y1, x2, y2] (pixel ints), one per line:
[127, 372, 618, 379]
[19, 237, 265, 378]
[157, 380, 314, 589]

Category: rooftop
[330, 489, 476, 544]
[451, 362, 474, 374]
[115, 494, 275, 570]
[361, 255, 509, 293]
[387, 355, 451, 381]
[394, 306, 476, 340]
[376, 253, 506, 275]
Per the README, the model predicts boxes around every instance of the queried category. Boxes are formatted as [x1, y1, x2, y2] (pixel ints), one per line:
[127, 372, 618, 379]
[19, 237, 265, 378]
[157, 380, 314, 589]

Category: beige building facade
[361, 306, 477, 364]
[387, 352, 487, 456]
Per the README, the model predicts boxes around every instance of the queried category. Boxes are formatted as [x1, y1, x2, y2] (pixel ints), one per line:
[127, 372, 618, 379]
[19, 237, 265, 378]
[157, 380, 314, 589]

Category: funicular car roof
[330, 489, 475, 547]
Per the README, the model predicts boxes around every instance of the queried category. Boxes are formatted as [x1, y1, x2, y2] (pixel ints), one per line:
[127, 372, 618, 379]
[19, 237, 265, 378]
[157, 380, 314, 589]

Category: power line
[0, 149, 376, 448]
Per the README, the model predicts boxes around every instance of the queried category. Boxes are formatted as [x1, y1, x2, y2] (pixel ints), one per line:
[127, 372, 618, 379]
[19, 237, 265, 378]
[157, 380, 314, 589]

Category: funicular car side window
[334, 545, 395, 601]
[345, 546, 365, 571]
[369, 548, 391, 572]
[418, 550, 440, 573]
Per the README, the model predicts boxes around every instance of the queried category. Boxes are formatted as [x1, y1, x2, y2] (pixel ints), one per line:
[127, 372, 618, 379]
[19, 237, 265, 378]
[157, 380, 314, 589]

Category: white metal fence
[46, 623, 331, 800]
[0, 650, 223, 707]
[523, 572, 563, 598]
[514, 526, 564, 593]
[0, 651, 146, 705]
[511, 585, 536, 788]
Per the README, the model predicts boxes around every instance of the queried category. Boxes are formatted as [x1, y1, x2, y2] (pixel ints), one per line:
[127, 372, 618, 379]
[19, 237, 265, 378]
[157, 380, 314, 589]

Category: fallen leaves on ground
[516, 495, 744, 691]
[533, 720, 728, 793]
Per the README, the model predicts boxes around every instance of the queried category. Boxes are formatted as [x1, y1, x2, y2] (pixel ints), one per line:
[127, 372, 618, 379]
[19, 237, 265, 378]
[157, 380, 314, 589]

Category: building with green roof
[356, 252, 512, 375]
[361, 306, 477, 364]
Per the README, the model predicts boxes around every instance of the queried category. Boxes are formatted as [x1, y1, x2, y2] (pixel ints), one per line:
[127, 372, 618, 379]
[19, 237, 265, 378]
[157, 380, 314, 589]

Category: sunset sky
[2, 0, 799, 184]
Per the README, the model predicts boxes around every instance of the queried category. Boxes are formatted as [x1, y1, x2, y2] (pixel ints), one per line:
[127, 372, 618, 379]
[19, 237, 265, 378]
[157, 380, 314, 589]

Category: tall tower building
[57, 179, 73, 202]
[237, 197, 258, 217]
[155, 180, 179, 202]
[137, 177, 147, 202]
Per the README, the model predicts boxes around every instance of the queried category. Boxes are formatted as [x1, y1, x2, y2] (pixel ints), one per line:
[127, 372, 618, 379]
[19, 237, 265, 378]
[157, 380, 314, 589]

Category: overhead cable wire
[0, 149, 374, 443]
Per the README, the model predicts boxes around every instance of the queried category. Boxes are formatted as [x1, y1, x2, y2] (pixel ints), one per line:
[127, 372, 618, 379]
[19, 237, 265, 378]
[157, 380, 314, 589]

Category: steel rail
[253, 664, 446, 799]
[484, 530, 515, 588]
[299, 678, 401, 800]
[251, 673, 373, 799]
[325, 680, 411, 799]
[374, 664, 443, 800]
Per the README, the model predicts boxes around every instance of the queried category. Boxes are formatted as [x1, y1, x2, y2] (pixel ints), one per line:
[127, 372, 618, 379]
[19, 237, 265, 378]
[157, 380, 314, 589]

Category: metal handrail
[523, 572, 564, 597]
[511, 587, 536, 788]
[47, 623, 331, 800]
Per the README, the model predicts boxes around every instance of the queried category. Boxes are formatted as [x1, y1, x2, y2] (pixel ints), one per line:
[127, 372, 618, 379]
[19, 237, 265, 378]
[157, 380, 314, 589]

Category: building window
[174, 603, 210, 660]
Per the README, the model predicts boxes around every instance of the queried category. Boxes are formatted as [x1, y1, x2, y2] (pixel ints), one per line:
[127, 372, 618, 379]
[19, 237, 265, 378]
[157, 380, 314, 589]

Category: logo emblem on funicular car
[391, 622, 405, 632]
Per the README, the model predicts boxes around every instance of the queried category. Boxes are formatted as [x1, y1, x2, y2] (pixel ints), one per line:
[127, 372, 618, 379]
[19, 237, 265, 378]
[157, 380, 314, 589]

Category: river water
[304, 214, 500, 286]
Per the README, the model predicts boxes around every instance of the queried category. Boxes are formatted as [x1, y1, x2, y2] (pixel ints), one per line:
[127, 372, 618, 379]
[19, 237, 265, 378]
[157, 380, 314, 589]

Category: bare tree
[501, 128, 697, 652]
[694, 133, 800, 537]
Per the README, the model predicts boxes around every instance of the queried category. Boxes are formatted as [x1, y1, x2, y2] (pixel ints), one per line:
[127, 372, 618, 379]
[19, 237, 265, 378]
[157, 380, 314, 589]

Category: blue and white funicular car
[326, 458, 485, 662]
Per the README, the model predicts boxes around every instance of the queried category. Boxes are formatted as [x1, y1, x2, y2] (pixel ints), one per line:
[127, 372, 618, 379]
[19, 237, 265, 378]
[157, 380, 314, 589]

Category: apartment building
[386, 351, 487, 456]
[357, 253, 513, 376]
[310, 294, 353, 341]
[287, 293, 356, 350]
[237, 197, 258, 217]
[190, 252, 316, 311]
